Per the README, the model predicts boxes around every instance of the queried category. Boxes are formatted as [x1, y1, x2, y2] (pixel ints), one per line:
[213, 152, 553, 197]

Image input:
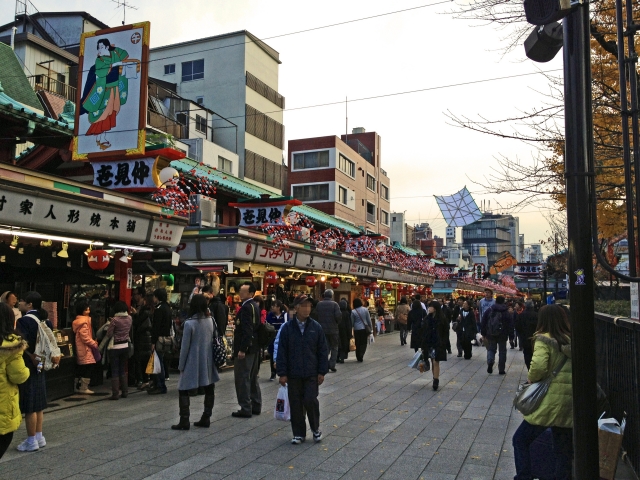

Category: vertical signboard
[73, 22, 150, 160]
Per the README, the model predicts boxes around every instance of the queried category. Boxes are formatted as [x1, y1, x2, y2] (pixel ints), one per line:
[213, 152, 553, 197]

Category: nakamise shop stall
[0, 164, 186, 400]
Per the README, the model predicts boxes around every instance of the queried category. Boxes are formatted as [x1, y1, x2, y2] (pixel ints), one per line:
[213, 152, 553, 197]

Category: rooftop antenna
[112, 0, 138, 26]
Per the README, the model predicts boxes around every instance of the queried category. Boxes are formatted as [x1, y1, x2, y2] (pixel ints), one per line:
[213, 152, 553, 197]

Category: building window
[196, 96, 204, 106]
[380, 184, 389, 200]
[366, 202, 376, 224]
[244, 149, 283, 189]
[338, 154, 355, 177]
[293, 184, 330, 202]
[367, 174, 376, 192]
[181, 59, 204, 82]
[195, 114, 207, 133]
[292, 151, 329, 170]
[392, 216, 397, 222]
[164, 64, 175, 75]
[246, 71, 285, 108]
[338, 186, 348, 205]
[218, 156, 232, 173]
[381, 210, 389, 226]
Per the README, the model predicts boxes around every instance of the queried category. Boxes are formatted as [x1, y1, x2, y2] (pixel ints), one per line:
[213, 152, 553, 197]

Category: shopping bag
[598, 414, 626, 480]
[274, 385, 290, 421]
[152, 350, 162, 375]
[408, 351, 422, 369]
[368, 333, 375, 344]
[349, 338, 356, 352]
[145, 353, 154, 375]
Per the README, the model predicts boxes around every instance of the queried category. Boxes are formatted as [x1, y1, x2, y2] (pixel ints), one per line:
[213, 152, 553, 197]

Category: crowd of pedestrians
[0, 283, 580, 478]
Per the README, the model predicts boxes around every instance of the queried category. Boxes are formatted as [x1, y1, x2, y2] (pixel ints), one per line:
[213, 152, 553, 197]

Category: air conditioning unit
[189, 194, 217, 227]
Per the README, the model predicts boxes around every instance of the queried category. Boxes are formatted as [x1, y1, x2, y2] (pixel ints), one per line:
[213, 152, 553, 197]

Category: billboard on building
[72, 22, 150, 160]
[471, 244, 487, 257]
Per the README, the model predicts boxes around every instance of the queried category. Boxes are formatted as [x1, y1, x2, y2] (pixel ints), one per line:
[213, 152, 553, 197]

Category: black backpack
[486, 309, 504, 337]
[250, 303, 277, 347]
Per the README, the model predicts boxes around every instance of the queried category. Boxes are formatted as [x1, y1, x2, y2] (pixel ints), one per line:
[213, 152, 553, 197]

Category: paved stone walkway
[0, 331, 632, 479]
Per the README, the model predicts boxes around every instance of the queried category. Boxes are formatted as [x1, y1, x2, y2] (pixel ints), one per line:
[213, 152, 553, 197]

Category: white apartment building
[149, 30, 285, 194]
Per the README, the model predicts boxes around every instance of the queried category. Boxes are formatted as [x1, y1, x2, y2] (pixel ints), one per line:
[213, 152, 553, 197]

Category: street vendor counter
[45, 356, 76, 402]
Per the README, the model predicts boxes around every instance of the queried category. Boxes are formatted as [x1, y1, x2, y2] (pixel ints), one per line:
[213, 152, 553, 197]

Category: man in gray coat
[315, 289, 342, 373]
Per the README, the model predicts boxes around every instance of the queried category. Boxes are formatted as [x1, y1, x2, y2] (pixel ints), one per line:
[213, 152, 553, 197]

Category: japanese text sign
[92, 158, 159, 191]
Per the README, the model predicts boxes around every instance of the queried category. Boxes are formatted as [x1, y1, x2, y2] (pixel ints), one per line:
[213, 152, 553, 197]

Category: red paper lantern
[330, 277, 341, 289]
[87, 250, 110, 270]
[265, 271, 278, 285]
[370, 282, 379, 290]
[385, 283, 393, 291]
[425, 287, 433, 296]
[418, 285, 426, 294]
[305, 275, 317, 287]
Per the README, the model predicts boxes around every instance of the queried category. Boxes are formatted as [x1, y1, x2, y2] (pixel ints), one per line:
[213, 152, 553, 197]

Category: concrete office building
[462, 213, 520, 266]
[287, 129, 391, 237]
[149, 31, 285, 194]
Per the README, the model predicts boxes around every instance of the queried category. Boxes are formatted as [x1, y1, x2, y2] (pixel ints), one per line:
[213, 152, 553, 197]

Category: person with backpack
[394, 297, 410, 346]
[15, 292, 51, 452]
[232, 281, 262, 418]
[0, 303, 30, 459]
[480, 295, 513, 375]
[72, 300, 98, 395]
[476, 288, 495, 346]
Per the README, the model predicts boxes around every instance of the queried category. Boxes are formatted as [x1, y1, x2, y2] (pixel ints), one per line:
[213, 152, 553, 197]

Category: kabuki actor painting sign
[72, 22, 150, 160]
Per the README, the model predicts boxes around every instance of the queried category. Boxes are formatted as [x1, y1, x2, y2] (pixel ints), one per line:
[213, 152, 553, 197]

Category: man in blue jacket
[277, 294, 328, 445]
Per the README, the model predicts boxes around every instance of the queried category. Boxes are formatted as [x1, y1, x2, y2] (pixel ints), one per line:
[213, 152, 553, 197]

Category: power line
[0, 68, 560, 141]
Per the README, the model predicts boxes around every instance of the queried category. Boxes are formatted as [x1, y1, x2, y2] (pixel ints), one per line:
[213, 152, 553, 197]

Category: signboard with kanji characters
[92, 158, 159, 191]
[72, 22, 150, 160]
[514, 264, 543, 276]
[0, 187, 183, 247]
[237, 205, 288, 227]
[295, 253, 350, 274]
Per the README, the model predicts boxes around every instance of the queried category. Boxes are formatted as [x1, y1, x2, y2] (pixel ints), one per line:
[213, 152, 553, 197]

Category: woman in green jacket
[0, 303, 30, 458]
[512, 304, 573, 480]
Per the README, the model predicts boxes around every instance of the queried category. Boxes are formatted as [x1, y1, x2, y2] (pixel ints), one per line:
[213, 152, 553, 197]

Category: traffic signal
[523, 0, 573, 26]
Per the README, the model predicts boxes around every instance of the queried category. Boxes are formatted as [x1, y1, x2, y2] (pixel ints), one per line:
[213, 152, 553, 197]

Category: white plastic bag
[152, 350, 162, 375]
[274, 385, 290, 421]
[369, 334, 375, 344]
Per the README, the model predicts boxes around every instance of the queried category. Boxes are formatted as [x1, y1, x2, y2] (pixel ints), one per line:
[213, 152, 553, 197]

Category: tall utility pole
[563, 1, 600, 476]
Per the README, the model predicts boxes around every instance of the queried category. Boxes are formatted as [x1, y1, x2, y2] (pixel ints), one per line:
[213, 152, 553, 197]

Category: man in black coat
[232, 281, 261, 418]
[202, 285, 229, 336]
[315, 289, 341, 373]
[148, 288, 172, 394]
[277, 294, 328, 444]
[480, 295, 514, 375]
[515, 300, 539, 369]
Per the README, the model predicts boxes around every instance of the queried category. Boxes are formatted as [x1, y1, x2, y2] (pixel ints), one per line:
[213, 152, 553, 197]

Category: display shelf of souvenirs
[54, 328, 74, 358]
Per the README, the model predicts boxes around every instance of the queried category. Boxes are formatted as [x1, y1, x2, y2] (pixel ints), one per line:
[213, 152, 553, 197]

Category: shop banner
[295, 253, 350, 274]
[238, 205, 289, 227]
[92, 158, 159, 191]
[514, 264, 543, 276]
[149, 220, 184, 247]
[255, 244, 296, 267]
[370, 266, 384, 278]
[349, 263, 370, 276]
[73, 22, 150, 160]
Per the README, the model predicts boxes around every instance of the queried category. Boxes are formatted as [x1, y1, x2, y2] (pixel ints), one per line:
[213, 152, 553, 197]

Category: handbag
[145, 352, 155, 375]
[155, 336, 173, 354]
[89, 343, 102, 363]
[211, 323, 227, 368]
[355, 308, 372, 335]
[349, 338, 356, 352]
[513, 355, 568, 415]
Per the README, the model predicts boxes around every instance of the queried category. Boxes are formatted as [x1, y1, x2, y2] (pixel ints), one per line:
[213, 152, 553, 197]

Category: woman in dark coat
[133, 294, 154, 389]
[422, 300, 449, 391]
[407, 300, 425, 352]
[337, 299, 352, 363]
[456, 300, 478, 360]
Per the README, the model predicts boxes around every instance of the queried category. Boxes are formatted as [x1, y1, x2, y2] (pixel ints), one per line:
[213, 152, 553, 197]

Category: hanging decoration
[150, 169, 218, 215]
[330, 277, 341, 289]
[265, 271, 279, 285]
[87, 250, 110, 270]
[385, 283, 393, 291]
[305, 275, 317, 287]
[369, 281, 379, 290]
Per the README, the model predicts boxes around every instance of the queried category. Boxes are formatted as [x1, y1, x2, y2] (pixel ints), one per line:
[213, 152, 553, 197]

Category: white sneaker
[291, 436, 305, 445]
[313, 430, 323, 442]
[37, 436, 46, 448]
[17, 438, 39, 452]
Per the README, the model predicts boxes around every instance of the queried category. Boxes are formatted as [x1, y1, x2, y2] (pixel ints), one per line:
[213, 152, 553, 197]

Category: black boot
[171, 394, 190, 430]
[433, 378, 439, 391]
[119, 376, 128, 398]
[109, 377, 120, 400]
[194, 389, 215, 428]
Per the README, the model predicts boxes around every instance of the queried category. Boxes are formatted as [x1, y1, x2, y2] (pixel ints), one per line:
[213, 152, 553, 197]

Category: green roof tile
[0, 43, 41, 111]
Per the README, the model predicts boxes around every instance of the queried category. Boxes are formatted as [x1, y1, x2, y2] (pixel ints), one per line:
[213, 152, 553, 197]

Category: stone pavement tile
[343, 434, 384, 451]
[464, 442, 502, 467]
[440, 419, 483, 450]
[220, 461, 279, 480]
[404, 436, 443, 458]
[105, 464, 164, 479]
[182, 474, 225, 480]
[331, 420, 374, 437]
[255, 444, 307, 465]
[315, 446, 370, 474]
[50, 475, 105, 480]
[419, 421, 455, 439]
[143, 452, 222, 480]
[342, 459, 391, 480]
[144, 442, 215, 468]
[200, 450, 259, 475]
[422, 448, 467, 475]
[482, 414, 509, 430]
[379, 454, 429, 480]
[81, 449, 159, 477]
[457, 462, 497, 479]
[362, 441, 410, 465]
[417, 472, 456, 480]
[260, 465, 307, 478]
[443, 400, 469, 412]
[300, 470, 344, 480]
[461, 406, 489, 420]
[493, 455, 517, 479]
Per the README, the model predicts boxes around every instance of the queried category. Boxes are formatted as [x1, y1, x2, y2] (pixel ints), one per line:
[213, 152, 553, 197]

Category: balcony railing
[367, 212, 376, 224]
[28, 75, 76, 101]
[147, 110, 184, 139]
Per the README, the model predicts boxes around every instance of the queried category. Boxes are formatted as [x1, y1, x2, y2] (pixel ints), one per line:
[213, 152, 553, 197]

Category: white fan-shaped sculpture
[435, 186, 482, 227]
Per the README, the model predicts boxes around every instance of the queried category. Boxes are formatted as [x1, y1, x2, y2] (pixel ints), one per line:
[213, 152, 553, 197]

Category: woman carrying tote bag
[512, 305, 573, 480]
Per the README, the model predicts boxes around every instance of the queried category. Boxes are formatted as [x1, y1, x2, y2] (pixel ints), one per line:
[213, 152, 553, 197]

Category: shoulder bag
[211, 320, 227, 368]
[354, 308, 372, 335]
[513, 355, 568, 415]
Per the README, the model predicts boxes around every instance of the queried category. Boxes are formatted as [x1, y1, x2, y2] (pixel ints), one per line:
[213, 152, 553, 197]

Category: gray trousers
[326, 333, 339, 369]
[486, 338, 507, 372]
[234, 352, 262, 414]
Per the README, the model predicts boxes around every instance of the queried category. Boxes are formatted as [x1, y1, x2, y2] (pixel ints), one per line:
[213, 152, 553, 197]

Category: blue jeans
[485, 338, 507, 372]
[512, 420, 573, 480]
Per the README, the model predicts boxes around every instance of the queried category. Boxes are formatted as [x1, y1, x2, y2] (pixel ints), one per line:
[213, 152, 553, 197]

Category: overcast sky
[5, 0, 565, 253]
